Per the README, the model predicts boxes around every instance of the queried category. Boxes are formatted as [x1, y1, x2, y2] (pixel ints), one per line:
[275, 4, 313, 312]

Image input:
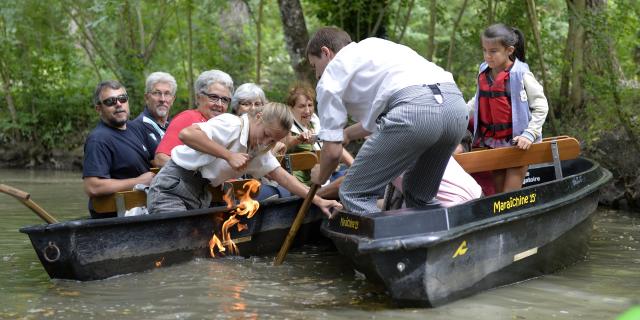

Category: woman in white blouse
[283, 83, 353, 188]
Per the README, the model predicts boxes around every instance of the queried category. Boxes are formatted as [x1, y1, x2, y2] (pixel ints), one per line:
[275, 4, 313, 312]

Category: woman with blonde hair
[147, 102, 342, 217]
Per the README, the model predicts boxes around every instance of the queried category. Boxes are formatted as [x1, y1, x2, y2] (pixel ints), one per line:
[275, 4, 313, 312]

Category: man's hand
[313, 197, 343, 218]
[138, 171, 156, 185]
[226, 152, 250, 170]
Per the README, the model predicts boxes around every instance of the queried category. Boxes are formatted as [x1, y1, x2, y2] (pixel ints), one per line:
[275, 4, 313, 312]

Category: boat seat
[279, 151, 318, 173]
[453, 136, 580, 174]
[381, 136, 581, 210]
[91, 152, 318, 217]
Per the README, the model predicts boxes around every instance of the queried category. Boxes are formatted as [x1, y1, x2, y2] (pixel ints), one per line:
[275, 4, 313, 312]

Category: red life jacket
[477, 68, 512, 139]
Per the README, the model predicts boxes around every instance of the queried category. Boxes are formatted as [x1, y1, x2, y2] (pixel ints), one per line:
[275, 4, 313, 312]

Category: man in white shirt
[308, 26, 469, 214]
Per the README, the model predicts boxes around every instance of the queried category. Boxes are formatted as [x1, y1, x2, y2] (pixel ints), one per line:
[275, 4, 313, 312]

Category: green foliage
[0, 0, 638, 173]
[307, 0, 390, 40]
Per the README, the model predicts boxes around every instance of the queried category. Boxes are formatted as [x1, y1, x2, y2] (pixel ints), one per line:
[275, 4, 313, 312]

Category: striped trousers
[339, 83, 469, 213]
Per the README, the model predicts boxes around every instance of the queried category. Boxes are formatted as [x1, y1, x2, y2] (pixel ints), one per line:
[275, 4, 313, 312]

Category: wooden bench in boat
[91, 151, 318, 217]
[382, 136, 581, 210]
[453, 136, 580, 174]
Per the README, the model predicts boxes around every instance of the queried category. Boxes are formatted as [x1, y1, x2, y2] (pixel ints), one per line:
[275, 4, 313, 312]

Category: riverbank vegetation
[0, 0, 638, 208]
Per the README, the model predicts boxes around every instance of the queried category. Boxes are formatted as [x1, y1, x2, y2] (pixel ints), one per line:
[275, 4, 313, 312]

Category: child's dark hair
[482, 23, 526, 62]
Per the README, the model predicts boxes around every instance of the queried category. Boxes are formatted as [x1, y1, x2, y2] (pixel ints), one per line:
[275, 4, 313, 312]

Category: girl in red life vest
[468, 24, 549, 194]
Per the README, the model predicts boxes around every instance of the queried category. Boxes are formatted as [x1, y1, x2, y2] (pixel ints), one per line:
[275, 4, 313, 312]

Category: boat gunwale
[322, 157, 612, 253]
[19, 194, 304, 234]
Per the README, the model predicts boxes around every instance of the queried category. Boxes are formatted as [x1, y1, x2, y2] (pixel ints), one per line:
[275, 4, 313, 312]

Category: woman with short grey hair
[194, 70, 234, 97]
[230, 83, 267, 115]
[153, 69, 235, 167]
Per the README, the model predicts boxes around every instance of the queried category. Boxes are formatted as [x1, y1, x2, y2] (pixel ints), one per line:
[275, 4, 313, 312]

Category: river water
[1, 169, 638, 319]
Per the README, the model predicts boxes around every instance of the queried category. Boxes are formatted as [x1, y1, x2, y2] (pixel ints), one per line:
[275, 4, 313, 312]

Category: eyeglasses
[200, 91, 231, 106]
[149, 91, 174, 99]
[100, 94, 129, 107]
[239, 101, 264, 108]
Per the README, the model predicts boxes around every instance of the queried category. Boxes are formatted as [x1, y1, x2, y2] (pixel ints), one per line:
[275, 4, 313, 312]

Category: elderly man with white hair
[134, 71, 178, 156]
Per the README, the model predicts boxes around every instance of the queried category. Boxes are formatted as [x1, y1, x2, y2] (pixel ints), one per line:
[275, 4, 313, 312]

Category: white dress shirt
[316, 37, 455, 142]
[171, 113, 280, 186]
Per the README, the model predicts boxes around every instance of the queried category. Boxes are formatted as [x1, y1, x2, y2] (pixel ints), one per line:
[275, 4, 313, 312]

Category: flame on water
[155, 257, 165, 268]
[209, 180, 261, 257]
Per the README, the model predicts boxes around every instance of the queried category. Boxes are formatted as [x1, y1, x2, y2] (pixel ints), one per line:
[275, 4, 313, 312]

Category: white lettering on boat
[572, 176, 584, 186]
[493, 193, 537, 214]
[513, 247, 538, 261]
[523, 175, 541, 184]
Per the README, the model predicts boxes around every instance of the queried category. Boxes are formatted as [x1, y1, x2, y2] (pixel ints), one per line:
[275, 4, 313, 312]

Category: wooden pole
[274, 183, 319, 265]
[0, 184, 58, 224]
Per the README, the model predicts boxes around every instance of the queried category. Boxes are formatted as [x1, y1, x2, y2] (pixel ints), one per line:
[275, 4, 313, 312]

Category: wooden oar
[0, 184, 58, 224]
[274, 183, 320, 265]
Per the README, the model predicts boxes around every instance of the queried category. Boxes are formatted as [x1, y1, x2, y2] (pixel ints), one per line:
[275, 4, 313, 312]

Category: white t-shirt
[171, 114, 280, 187]
[316, 37, 455, 142]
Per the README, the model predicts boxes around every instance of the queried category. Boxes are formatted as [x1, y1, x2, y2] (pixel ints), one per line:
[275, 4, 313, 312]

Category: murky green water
[1, 169, 638, 319]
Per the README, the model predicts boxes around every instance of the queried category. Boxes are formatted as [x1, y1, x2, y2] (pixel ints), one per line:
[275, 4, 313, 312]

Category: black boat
[321, 157, 612, 307]
[19, 196, 324, 281]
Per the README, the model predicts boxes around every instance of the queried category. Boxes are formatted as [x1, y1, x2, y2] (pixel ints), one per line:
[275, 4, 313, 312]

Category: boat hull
[322, 158, 612, 307]
[20, 196, 324, 281]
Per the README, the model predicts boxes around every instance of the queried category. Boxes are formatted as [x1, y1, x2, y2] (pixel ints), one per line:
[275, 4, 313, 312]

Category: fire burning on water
[209, 180, 261, 257]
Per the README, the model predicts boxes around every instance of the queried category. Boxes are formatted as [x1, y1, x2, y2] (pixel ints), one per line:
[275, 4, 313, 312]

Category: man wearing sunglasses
[83, 80, 156, 218]
[133, 72, 177, 157]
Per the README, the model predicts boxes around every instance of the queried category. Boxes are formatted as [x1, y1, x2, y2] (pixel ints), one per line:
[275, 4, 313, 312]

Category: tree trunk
[567, 0, 585, 114]
[136, 4, 145, 55]
[487, 0, 495, 25]
[585, 0, 639, 150]
[256, 0, 264, 83]
[369, 1, 390, 38]
[425, 0, 437, 60]
[277, 0, 314, 84]
[0, 61, 17, 125]
[115, 1, 144, 107]
[66, 6, 120, 78]
[526, 0, 557, 134]
[391, 0, 403, 40]
[142, 5, 171, 66]
[186, 0, 194, 105]
[396, 0, 415, 43]
[446, 0, 468, 70]
[558, 0, 576, 115]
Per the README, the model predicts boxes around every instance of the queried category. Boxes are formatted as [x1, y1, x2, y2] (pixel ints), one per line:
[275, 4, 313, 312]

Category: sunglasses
[100, 94, 129, 107]
[200, 91, 231, 106]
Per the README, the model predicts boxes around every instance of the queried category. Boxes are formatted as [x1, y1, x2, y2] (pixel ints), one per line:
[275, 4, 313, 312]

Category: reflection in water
[0, 169, 638, 319]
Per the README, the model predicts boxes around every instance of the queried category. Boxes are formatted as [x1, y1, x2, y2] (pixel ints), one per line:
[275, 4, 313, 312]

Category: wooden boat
[18, 195, 325, 281]
[12, 152, 325, 281]
[321, 156, 612, 307]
